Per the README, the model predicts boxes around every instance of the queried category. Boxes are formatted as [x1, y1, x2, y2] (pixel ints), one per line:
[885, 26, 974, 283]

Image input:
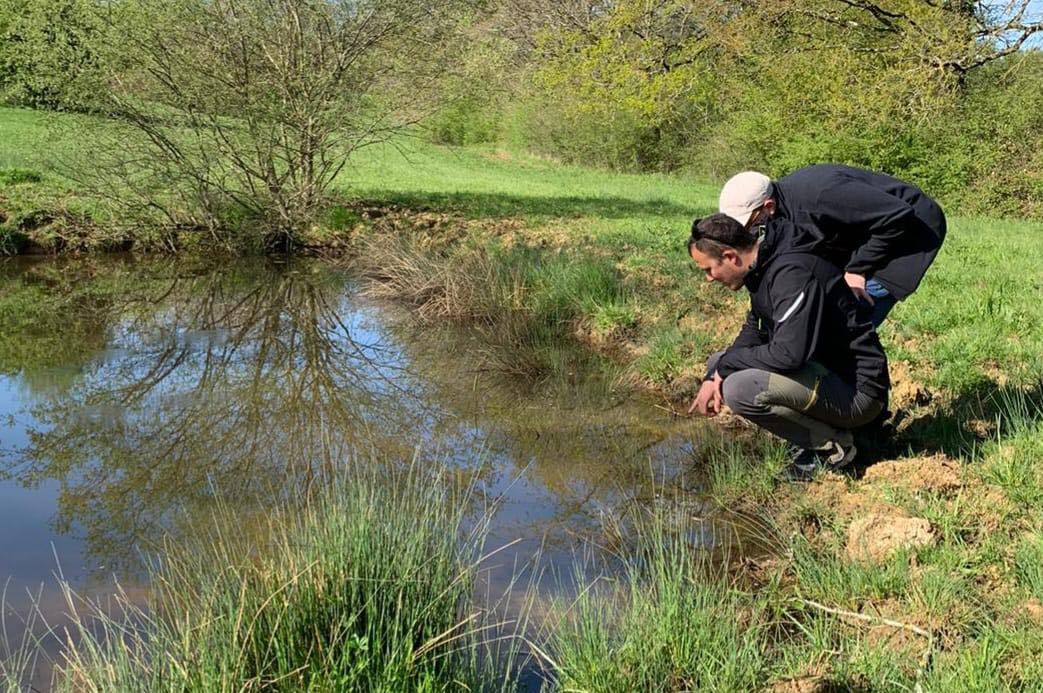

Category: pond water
[0, 255, 757, 683]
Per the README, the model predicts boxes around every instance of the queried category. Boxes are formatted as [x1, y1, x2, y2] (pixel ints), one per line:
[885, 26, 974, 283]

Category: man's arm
[691, 309, 764, 417]
[704, 309, 765, 380]
[715, 265, 825, 378]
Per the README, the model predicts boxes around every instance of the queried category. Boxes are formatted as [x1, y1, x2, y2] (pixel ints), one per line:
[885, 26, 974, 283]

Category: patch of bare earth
[1024, 598, 1043, 625]
[889, 360, 934, 409]
[355, 204, 529, 247]
[769, 666, 830, 693]
[845, 514, 936, 562]
[861, 454, 962, 495]
[791, 453, 968, 551]
[803, 472, 894, 522]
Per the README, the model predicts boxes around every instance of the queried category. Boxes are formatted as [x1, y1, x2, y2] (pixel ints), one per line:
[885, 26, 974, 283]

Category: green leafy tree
[526, 0, 729, 170]
[0, 0, 107, 110]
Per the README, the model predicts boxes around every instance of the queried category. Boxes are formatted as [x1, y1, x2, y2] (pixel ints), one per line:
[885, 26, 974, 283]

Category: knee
[721, 369, 764, 413]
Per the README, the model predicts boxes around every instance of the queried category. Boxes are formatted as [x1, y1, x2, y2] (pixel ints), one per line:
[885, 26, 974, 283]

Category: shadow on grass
[851, 377, 1043, 472]
[349, 190, 706, 221]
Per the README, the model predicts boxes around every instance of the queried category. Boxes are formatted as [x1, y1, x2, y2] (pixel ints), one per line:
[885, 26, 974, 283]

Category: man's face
[689, 246, 748, 291]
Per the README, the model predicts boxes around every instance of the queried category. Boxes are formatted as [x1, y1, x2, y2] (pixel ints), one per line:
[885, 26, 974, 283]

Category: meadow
[4, 104, 1043, 690]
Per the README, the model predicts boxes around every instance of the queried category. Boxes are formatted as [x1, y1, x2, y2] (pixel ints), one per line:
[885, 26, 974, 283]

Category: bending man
[719, 165, 946, 327]
[686, 213, 889, 479]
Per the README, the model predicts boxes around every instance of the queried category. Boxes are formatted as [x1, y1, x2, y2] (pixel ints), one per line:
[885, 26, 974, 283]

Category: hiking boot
[780, 446, 821, 482]
[819, 439, 858, 469]
[855, 409, 894, 458]
[780, 440, 858, 482]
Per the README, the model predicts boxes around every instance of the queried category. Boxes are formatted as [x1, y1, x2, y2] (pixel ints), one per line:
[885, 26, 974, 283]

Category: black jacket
[774, 164, 946, 300]
[710, 219, 890, 402]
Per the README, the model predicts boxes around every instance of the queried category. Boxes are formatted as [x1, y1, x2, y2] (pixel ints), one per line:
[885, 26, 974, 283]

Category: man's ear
[720, 248, 741, 265]
[763, 198, 776, 216]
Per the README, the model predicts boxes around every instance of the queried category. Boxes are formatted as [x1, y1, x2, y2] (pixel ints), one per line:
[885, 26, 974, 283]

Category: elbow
[771, 348, 806, 372]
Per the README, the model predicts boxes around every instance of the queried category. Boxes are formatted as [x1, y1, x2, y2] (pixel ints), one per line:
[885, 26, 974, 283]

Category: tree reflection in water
[6, 258, 439, 574]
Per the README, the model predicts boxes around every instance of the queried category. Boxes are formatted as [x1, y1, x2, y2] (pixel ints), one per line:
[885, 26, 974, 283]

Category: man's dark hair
[688, 213, 758, 259]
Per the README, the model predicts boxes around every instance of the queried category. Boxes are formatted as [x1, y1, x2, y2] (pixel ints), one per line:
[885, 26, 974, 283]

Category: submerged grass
[3, 463, 522, 692]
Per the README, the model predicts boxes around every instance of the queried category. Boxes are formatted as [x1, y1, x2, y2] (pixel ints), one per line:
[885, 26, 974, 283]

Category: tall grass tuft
[982, 379, 1043, 506]
[540, 502, 769, 692]
[24, 464, 517, 692]
[358, 234, 627, 380]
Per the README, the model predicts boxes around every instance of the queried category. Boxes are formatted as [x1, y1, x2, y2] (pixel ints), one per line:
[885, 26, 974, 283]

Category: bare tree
[68, 0, 467, 250]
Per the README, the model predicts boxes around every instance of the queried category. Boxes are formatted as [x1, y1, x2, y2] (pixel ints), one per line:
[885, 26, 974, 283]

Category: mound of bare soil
[889, 361, 934, 408]
[769, 668, 830, 693]
[845, 514, 936, 563]
[861, 454, 962, 495]
[804, 472, 895, 521]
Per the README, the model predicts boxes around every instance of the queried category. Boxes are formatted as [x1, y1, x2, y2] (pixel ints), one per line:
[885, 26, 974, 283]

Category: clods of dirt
[770, 675, 830, 693]
[769, 665, 831, 693]
[889, 361, 934, 408]
[804, 472, 896, 522]
[1024, 598, 1043, 625]
[845, 514, 936, 562]
[861, 454, 962, 495]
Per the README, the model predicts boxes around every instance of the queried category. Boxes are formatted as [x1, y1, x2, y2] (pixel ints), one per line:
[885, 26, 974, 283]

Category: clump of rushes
[32, 465, 518, 692]
[359, 234, 629, 379]
[539, 504, 770, 692]
[360, 235, 625, 328]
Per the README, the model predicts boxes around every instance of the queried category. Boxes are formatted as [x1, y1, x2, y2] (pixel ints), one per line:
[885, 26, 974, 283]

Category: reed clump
[6, 466, 517, 692]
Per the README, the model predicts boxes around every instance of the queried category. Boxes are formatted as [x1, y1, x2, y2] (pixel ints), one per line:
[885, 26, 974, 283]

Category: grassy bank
[328, 124, 1043, 689]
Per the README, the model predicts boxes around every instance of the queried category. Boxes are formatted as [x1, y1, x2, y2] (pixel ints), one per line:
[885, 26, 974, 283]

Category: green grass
[0, 107, 54, 170]
[340, 139, 716, 221]
[3, 465, 521, 692]
[542, 505, 771, 692]
[334, 120, 1043, 413]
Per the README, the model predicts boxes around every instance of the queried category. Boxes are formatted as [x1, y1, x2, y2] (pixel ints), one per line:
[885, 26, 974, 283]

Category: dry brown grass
[355, 234, 521, 324]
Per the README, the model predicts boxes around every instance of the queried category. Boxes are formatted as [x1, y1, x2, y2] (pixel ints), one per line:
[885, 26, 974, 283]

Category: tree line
[2, 0, 1042, 248]
[442, 0, 1043, 216]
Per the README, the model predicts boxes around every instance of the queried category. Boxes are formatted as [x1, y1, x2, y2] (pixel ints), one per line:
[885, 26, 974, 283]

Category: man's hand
[688, 374, 723, 417]
[844, 272, 873, 306]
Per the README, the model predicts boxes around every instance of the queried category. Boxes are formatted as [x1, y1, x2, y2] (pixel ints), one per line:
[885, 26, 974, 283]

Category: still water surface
[0, 255, 749, 670]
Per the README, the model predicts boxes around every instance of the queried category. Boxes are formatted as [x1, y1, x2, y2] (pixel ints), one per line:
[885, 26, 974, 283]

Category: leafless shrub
[63, 0, 468, 251]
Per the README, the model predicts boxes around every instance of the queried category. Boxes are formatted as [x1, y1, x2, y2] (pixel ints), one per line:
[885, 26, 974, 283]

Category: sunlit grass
[539, 502, 771, 692]
[3, 463, 524, 692]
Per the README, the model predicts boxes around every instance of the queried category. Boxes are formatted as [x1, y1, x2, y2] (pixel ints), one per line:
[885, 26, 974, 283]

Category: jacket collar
[772, 184, 791, 220]
[743, 222, 779, 291]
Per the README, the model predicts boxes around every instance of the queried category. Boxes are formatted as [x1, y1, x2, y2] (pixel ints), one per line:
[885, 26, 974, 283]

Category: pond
[0, 255, 758, 685]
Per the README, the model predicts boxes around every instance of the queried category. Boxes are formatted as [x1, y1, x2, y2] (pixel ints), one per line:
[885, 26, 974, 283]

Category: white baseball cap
[719, 171, 772, 226]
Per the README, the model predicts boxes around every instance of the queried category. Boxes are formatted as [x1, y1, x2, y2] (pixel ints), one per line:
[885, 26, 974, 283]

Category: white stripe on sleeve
[777, 291, 805, 323]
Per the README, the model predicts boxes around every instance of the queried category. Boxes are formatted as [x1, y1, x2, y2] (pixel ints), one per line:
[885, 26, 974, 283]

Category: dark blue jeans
[864, 278, 897, 328]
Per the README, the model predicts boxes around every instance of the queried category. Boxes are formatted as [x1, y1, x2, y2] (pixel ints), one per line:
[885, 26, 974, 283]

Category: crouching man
[686, 213, 890, 480]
